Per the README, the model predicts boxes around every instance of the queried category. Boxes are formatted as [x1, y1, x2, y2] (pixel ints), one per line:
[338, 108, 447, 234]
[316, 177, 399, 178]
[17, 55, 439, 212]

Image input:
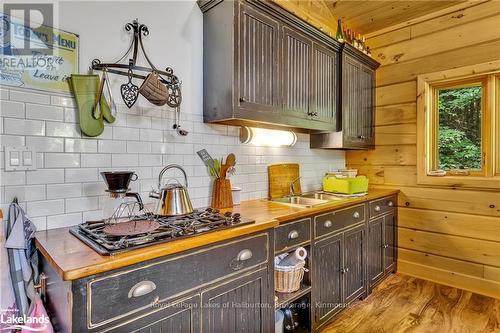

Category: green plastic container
[323, 175, 369, 194]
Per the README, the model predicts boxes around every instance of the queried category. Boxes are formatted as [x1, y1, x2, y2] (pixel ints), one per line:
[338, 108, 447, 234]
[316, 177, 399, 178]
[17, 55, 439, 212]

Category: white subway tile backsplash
[47, 183, 82, 199]
[126, 114, 152, 128]
[4, 185, 46, 202]
[26, 104, 64, 121]
[65, 196, 98, 213]
[82, 182, 106, 196]
[98, 140, 126, 153]
[47, 212, 82, 229]
[26, 136, 64, 152]
[139, 154, 162, 166]
[139, 128, 163, 142]
[46, 121, 81, 137]
[27, 169, 64, 184]
[27, 199, 65, 217]
[65, 168, 98, 182]
[81, 154, 111, 167]
[65, 139, 98, 153]
[64, 107, 78, 123]
[1, 135, 25, 148]
[112, 153, 139, 167]
[1, 171, 26, 185]
[0, 88, 9, 99]
[4, 118, 45, 136]
[45, 153, 80, 168]
[0, 100, 25, 118]
[127, 141, 151, 154]
[113, 127, 140, 141]
[10, 90, 50, 104]
[51, 95, 75, 107]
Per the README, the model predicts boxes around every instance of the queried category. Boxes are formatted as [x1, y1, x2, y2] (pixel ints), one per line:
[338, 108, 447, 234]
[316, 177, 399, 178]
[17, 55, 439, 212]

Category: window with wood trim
[417, 62, 500, 189]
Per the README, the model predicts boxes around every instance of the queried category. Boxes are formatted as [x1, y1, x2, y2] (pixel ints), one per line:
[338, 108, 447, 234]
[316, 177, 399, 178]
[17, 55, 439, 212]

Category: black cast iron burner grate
[69, 208, 254, 256]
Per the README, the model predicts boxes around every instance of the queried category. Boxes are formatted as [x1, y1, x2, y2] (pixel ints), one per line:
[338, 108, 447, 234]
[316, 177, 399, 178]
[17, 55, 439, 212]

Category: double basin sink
[271, 192, 346, 208]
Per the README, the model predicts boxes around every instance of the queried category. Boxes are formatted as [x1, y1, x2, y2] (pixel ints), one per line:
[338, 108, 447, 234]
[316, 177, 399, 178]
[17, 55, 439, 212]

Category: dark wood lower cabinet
[343, 224, 366, 303]
[313, 233, 343, 325]
[312, 222, 367, 330]
[367, 217, 384, 287]
[367, 211, 398, 292]
[384, 212, 397, 273]
[201, 268, 271, 333]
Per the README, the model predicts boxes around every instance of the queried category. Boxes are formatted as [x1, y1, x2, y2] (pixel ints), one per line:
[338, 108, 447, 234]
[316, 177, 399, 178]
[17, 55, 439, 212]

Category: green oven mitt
[69, 74, 104, 137]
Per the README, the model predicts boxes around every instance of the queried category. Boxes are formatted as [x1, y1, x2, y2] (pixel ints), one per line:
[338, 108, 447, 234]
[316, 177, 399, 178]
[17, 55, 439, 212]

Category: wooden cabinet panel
[201, 269, 271, 333]
[312, 43, 338, 126]
[239, 4, 279, 111]
[313, 232, 343, 325]
[282, 27, 312, 118]
[342, 54, 375, 148]
[368, 217, 384, 287]
[384, 212, 397, 273]
[343, 224, 366, 303]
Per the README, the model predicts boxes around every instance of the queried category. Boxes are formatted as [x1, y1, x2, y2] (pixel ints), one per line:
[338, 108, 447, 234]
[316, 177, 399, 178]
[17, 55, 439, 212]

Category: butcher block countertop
[35, 188, 399, 281]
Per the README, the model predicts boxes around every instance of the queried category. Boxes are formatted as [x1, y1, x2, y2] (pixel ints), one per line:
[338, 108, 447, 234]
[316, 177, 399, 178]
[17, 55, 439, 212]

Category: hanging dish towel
[0, 210, 17, 332]
[3, 202, 54, 333]
[69, 74, 115, 137]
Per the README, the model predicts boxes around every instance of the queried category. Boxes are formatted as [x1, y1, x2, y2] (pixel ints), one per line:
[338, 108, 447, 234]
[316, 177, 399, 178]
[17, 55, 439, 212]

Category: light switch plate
[5, 146, 37, 171]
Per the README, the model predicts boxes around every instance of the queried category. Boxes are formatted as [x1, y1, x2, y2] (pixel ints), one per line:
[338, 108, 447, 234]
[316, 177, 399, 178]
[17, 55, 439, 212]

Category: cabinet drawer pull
[324, 220, 333, 228]
[358, 135, 366, 139]
[239, 97, 246, 103]
[340, 267, 349, 274]
[374, 205, 381, 212]
[288, 230, 299, 240]
[388, 201, 394, 207]
[230, 249, 253, 271]
[128, 281, 156, 298]
[353, 211, 360, 219]
[382, 244, 389, 249]
[236, 249, 253, 262]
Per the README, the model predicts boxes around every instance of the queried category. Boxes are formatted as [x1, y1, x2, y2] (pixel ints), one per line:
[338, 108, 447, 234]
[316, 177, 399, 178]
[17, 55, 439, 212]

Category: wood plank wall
[346, 1, 500, 299]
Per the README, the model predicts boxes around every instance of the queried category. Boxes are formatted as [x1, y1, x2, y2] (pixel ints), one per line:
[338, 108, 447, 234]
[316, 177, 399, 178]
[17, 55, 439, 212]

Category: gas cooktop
[69, 208, 254, 255]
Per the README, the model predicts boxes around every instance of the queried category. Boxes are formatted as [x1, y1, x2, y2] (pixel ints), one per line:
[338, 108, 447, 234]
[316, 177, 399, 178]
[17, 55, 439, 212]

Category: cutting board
[268, 163, 301, 199]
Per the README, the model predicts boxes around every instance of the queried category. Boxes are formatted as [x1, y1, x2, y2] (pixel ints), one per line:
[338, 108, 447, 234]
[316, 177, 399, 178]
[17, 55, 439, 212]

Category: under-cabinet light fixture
[239, 126, 297, 147]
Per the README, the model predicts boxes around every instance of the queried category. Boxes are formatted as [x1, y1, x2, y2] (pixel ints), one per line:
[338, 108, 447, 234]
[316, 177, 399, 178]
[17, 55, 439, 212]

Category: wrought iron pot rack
[90, 19, 182, 108]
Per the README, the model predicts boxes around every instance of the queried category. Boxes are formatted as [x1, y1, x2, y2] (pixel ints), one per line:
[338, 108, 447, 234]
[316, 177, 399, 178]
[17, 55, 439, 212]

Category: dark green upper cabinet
[199, 0, 341, 132]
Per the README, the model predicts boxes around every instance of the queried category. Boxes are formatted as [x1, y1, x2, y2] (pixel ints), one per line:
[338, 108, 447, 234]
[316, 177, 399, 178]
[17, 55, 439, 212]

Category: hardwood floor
[320, 274, 500, 333]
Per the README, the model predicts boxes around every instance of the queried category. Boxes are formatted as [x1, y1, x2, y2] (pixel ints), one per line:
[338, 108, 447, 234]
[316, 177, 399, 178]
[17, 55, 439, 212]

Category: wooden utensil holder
[212, 178, 233, 209]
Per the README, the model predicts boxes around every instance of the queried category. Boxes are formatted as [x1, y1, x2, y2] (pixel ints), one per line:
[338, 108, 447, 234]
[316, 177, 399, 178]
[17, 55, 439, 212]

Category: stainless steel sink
[300, 192, 345, 201]
[270, 191, 348, 208]
[271, 196, 329, 208]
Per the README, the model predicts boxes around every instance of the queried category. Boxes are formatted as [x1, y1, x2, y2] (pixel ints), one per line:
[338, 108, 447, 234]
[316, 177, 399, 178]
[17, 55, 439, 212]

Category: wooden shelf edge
[275, 284, 312, 309]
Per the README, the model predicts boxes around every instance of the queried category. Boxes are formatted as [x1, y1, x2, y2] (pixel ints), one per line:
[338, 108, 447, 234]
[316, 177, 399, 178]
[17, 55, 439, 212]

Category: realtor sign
[0, 4, 79, 92]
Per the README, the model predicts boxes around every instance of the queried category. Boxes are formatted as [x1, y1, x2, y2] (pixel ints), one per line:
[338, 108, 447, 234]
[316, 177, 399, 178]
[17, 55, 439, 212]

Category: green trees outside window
[437, 86, 482, 170]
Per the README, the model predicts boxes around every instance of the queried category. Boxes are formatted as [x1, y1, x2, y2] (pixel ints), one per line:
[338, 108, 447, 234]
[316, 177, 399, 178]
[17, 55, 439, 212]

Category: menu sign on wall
[0, 13, 79, 92]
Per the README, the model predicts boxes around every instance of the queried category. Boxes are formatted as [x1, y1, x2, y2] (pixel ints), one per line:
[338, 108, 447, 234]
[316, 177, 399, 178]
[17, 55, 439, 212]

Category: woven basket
[274, 262, 307, 293]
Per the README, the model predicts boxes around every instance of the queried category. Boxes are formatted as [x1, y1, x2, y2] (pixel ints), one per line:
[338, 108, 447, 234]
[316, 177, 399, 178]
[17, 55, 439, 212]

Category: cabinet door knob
[388, 201, 394, 207]
[239, 97, 246, 103]
[340, 267, 349, 274]
[382, 244, 389, 249]
[288, 230, 299, 240]
[358, 135, 366, 139]
[374, 205, 381, 212]
[353, 211, 360, 219]
[324, 220, 333, 228]
[128, 280, 156, 298]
